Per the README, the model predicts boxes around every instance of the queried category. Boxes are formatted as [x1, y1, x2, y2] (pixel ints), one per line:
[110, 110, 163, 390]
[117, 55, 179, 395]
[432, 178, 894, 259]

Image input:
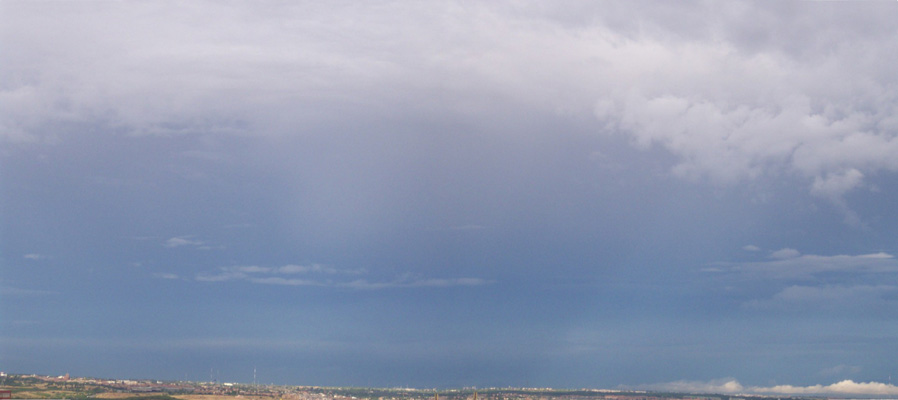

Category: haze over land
[2, 0, 898, 392]
[6, 373, 898, 399]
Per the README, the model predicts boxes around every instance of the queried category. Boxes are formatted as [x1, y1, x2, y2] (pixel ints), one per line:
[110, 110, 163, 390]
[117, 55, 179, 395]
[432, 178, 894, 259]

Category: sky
[2, 0, 898, 395]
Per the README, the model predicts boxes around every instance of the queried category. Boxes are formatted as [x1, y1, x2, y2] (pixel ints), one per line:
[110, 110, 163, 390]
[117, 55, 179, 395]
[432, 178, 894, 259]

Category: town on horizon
[0, 371, 829, 400]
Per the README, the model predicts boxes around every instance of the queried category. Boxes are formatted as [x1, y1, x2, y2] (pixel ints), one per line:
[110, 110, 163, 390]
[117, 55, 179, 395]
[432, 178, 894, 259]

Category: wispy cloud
[0, 285, 56, 297]
[753, 380, 898, 396]
[194, 268, 247, 282]
[704, 250, 898, 312]
[819, 364, 862, 377]
[163, 236, 222, 250]
[340, 277, 489, 289]
[723, 250, 898, 280]
[195, 264, 349, 282]
[637, 379, 898, 396]
[23, 253, 50, 260]
[743, 284, 898, 312]
[163, 236, 204, 248]
[635, 378, 745, 394]
[193, 264, 489, 289]
[247, 277, 320, 286]
[769, 247, 800, 260]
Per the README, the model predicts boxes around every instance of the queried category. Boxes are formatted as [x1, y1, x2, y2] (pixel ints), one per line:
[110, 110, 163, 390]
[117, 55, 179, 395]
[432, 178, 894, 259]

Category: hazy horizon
[2, 0, 898, 393]
[9, 372, 898, 399]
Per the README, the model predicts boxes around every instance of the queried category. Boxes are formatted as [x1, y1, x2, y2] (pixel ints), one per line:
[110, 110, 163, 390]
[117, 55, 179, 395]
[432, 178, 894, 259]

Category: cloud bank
[711, 249, 898, 280]
[706, 250, 898, 313]
[641, 379, 898, 397]
[193, 264, 488, 289]
[4, 1, 898, 205]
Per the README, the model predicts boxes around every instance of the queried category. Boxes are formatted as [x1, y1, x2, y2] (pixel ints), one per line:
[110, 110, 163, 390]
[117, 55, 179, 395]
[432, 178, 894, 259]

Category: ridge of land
[0, 373, 821, 400]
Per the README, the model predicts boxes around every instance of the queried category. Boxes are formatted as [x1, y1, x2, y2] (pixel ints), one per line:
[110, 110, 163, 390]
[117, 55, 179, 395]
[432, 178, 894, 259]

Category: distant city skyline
[2, 0, 898, 392]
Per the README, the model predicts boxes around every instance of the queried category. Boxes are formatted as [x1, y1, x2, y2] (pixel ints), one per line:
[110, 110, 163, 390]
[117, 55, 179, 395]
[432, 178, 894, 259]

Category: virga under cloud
[3, 0, 898, 390]
[4, 1, 897, 207]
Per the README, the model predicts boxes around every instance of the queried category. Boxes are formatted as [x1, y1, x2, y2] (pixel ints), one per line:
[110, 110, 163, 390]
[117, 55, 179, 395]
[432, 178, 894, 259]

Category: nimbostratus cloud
[3, 2, 897, 201]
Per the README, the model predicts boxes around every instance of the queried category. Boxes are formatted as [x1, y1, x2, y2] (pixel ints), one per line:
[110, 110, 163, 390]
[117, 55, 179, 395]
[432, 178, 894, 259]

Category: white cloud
[23, 253, 50, 260]
[640, 379, 898, 396]
[861, 252, 894, 259]
[249, 277, 319, 287]
[341, 277, 489, 289]
[731, 251, 898, 280]
[701, 248, 898, 313]
[753, 380, 898, 396]
[636, 378, 744, 394]
[742, 245, 760, 252]
[194, 264, 488, 289]
[163, 236, 223, 250]
[4, 1, 898, 207]
[233, 265, 273, 274]
[812, 168, 865, 199]
[276, 264, 341, 274]
[710, 251, 898, 312]
[195, 271, 246, 282]
[163, 236, 204, 248]
[770, 248, 800, 260]
[425, 277, 488, 287]
[775, 285, 894, 303]
[744, 284, 897, 311]
[204, 264, 344, 277]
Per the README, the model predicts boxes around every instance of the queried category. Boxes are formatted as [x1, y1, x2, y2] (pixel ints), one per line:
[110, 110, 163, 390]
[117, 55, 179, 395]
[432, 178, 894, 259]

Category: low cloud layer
[726, 250, 898, 280]
[641, 379, 898, 396]
[704, 250, 898, 313]
[193, 264, 488, 289]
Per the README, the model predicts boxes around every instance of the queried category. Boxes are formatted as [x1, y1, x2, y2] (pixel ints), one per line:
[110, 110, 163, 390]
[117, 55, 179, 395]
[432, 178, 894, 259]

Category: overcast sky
[3, 0, 898, 395]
